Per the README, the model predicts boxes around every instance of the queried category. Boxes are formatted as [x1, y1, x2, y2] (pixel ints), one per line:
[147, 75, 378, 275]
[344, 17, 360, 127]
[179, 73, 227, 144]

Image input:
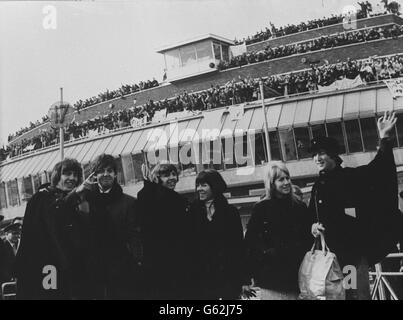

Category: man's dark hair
[51, 158, 83, 187]
[91, 154, 117, 174]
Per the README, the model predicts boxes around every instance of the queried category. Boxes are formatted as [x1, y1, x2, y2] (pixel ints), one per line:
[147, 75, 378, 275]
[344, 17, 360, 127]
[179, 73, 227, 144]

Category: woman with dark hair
[188, 169, 244, 300]
[243, 162, 311, 300]
[137, 162, 190, 299]
[15, 158, 90, 299]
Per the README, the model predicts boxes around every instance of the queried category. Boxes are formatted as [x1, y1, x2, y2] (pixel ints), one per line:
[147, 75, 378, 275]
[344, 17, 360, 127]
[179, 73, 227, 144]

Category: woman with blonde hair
[243, 161, 311, 300]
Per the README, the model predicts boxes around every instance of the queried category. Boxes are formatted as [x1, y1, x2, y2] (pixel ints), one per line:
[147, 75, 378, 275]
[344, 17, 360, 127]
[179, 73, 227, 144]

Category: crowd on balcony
[7, 116, 49, 143]
[223, 24, 403, 71]
[4, 53, 403, 160]
[235, 0, 401, 45]
[73, 78, 159, 112]
[6, 79, 160, 145]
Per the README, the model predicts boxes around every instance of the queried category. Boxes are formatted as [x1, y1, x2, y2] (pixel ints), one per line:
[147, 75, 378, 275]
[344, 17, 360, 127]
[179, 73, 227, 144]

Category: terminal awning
[103, 135, 124, 155]
[31, 152, 52, 175]
[220, 112, 239, 139]
[359, 90, 376, 118]
[394, 96, 403, 112]
[266, 104, 282, 130]
[178, 118, 202, 144]
[133, 127, 156, 154]
[70, 143, 88, 160]
[19, 154, 42, 178]
[4, 160, 23, 181]
[168, 120, 189, 147]
[248, 107, 264, 131]
[76, 141, 95, 163]
[120, 130, 143, 156]
[325, 94, 344, 123]
[234, 108, 253, 136]
[310, 97, 327, 125]
[111, 132, 137, 157]
[92, 136, 113, 159]
[343, 92, 360, 120]
[377, 87, 394, 113]
[144, 123, 178, 152]
[195, 109, 225, 142]
[82, 138, 106, 163]
[278, 102, 297, 129]
[16, 159, 32, 179]
[42, 150, 60, 173]
[293, 99, 312, 127]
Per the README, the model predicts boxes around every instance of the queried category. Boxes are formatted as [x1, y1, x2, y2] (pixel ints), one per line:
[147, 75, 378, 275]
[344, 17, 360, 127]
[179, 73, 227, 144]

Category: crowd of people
[73, 78, 159, 113]
[6, 12, 402, 152]
[4, 52, 403, 160]
[222, 24, 403, 70]
[7, 116, 49, 143]
[1, 113, 402, 300]
[235, 0, 400, 45]
[6, 79, 160, 145]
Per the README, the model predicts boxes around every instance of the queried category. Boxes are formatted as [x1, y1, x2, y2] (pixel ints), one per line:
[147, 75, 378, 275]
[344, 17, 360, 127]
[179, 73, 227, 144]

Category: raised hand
[141, 163, 153, 182]
[378, 111, 397, 139]
[75, 172, 97, 194]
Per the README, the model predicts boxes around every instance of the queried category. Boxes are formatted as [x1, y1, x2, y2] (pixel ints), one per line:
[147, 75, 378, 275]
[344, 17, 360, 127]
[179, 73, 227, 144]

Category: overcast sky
[0, 0, 398, 145]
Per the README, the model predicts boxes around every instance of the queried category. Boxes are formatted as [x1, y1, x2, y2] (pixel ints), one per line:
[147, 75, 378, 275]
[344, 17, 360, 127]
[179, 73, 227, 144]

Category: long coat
[83, 182, 142, 299]
[0, 240, 17, 285]
[15, 184, 88, 300]
[137, 180, 190, 299]
[244, 198, 312, 293]
[188, 196, 244, 300]
[309, 138, 400, 266]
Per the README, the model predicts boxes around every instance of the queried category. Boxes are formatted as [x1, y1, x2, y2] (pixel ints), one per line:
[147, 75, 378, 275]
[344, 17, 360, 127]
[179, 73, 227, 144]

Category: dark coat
[309, 138, 400, 266]
[137, 180, 190, 299]
[83, 182, 142, 299]
[244, 198, 312, 293]
[15, 184, 88, 300]
[0, 240, 17, 285]
[189, 196, 244, 300]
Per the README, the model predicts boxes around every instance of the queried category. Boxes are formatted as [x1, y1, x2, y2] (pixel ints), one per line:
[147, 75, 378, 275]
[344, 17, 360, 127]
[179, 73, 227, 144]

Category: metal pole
[60, 88, 64, 160]
[375, 263, 386, 300]
[259, 81, 272, 163]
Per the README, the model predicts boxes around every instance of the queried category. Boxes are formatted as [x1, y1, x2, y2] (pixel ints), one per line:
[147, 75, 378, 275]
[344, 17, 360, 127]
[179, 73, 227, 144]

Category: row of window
[165, 41, 230, 70]
[1, 114, 403, 209]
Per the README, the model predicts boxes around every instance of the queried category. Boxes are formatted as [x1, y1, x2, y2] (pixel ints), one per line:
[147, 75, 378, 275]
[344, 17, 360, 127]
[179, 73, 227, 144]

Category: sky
[0, 0, 399, 146]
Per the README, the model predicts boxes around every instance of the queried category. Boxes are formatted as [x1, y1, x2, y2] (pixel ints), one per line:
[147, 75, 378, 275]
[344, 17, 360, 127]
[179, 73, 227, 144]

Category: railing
[244, 13, 396, 47]
[1, 281, 16, 300]
[370, 253, 403, 300]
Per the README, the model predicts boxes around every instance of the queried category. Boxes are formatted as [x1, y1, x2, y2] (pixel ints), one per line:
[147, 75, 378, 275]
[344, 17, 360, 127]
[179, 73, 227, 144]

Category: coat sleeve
[228, 206, 245, 289]
[15, 192, 44, 298]
[243, 203, 264, 284]
[352, 138, 396, 187]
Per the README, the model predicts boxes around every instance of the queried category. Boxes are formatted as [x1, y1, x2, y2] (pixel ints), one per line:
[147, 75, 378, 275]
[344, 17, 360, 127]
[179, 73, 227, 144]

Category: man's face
[96, 166, 116, 191]
[313, 150, 337, 172]
[7, 230, 20, 244]
[57, 170, 79, 192]
[159, 171, 178, 190]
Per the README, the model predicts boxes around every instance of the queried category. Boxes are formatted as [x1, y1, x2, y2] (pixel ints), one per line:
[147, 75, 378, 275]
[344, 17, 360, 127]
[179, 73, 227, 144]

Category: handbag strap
[311, 233, 329, 255]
